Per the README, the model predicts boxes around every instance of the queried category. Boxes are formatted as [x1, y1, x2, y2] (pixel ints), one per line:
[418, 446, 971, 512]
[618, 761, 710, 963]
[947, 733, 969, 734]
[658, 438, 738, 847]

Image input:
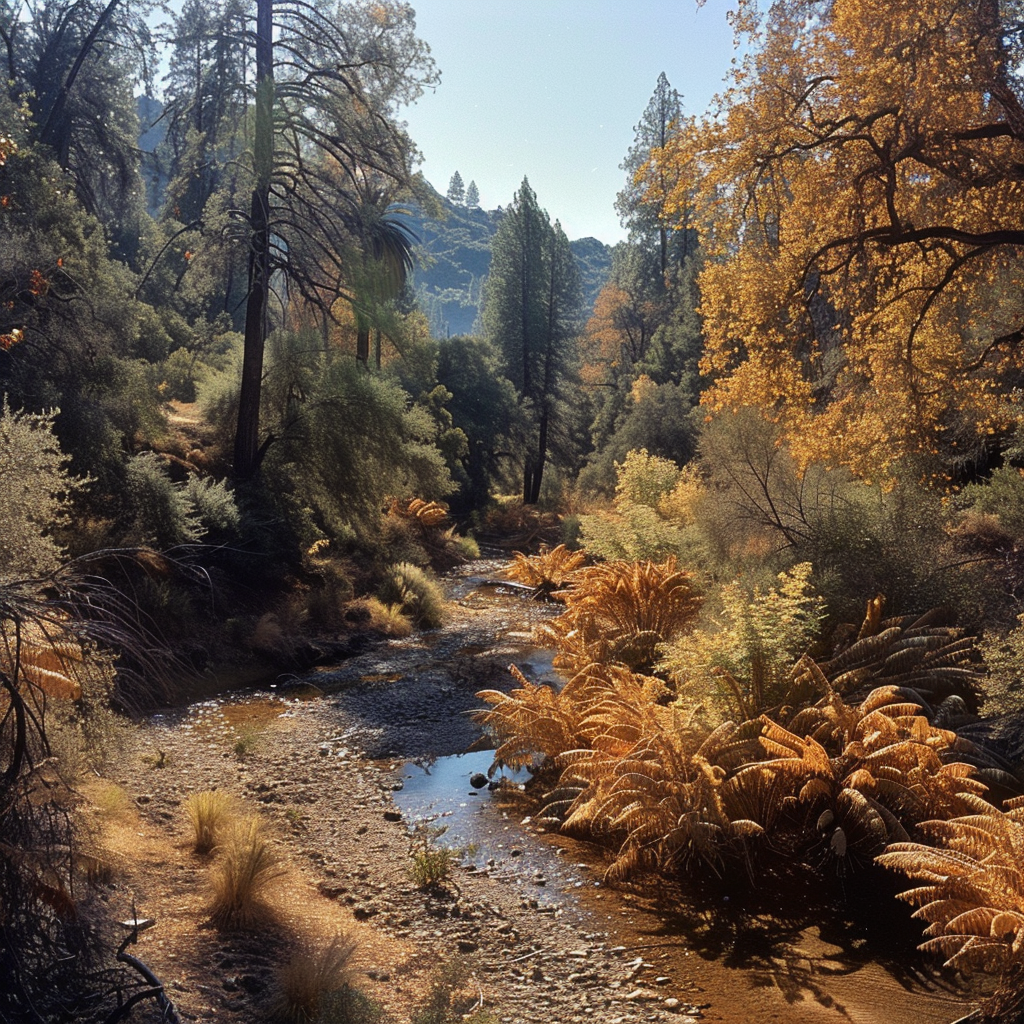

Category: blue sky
[398, 1, 738, 245]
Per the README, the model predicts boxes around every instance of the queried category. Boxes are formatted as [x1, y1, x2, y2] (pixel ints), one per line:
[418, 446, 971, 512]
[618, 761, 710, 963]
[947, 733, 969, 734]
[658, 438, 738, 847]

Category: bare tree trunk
[233, 0, 273, 481]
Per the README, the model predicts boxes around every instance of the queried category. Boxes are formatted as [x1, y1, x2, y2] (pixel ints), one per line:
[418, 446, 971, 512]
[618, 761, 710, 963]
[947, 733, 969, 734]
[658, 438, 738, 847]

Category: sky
[398, 0, 739, 246]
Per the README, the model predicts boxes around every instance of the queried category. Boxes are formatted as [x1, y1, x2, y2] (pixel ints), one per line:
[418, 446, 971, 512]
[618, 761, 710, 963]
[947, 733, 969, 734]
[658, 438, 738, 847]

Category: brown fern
[816, 607, 985, 711]
[505, 544, 587, 599]
[725, 687, 986, 862]
[877, 796, 1024, 1017]
[540, 558, 701, 675]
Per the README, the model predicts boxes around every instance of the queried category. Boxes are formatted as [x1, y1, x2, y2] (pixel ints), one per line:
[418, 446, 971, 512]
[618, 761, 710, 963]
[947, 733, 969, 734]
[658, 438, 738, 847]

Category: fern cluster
[478, 575, 1024, 1009]
[539, 557, 701, 675]
[505, 543, 587, 598]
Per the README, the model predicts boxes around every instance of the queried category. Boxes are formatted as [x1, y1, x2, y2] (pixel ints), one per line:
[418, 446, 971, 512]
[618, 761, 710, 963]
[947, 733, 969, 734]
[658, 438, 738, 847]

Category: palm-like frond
[814, 607, 985, 711]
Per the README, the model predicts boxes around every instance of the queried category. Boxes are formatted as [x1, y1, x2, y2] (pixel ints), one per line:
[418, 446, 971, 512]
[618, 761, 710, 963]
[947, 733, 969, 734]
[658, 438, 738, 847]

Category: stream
[199, 558, 977, 1023]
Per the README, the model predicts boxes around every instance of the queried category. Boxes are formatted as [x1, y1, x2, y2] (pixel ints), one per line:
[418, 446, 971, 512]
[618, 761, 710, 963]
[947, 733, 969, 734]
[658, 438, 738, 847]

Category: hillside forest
[6, 0, 1024, 1021]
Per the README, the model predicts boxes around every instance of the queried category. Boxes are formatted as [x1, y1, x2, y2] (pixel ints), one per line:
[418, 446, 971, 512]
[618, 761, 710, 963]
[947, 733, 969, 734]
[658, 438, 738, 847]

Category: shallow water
[391, 750, 972, 1024]
[393, 750, 591, 908]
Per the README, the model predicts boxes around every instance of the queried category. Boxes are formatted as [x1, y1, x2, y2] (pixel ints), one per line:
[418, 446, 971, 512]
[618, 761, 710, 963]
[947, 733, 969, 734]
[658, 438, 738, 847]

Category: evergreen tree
[227, 0, 436, 481]
[484, 178, 582, 503]
[465, 179, 480, 207]
[161, 0, 250, 225]
[3, 0, 152, 259]
[447, 170, 465, 205]
[616, 72, 692, 280]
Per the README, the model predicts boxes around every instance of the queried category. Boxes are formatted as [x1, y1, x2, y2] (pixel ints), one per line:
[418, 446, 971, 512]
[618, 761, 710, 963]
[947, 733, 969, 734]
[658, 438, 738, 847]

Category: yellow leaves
[646, 0, 1024, 479]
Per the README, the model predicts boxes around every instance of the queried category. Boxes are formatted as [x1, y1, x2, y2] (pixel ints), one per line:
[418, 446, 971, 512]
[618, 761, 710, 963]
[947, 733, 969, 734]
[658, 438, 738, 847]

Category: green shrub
[409, 823, 459, 889]
[160, 347, 200, 402]
[0, 398, 85, 579]
[959, 465, 1024, 538]
[185, 475, 240, 536]
[660, 562, 826, 719]
[123, 452, 202, 547]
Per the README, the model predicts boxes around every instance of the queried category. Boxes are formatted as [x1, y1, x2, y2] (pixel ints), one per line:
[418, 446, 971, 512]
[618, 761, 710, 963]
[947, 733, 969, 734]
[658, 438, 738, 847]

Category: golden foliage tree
[650, 0, 1024, 480]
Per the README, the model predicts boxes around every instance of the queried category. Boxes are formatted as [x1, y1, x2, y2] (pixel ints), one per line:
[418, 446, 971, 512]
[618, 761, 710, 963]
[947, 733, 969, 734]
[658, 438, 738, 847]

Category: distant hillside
[403, 186, 611, 338]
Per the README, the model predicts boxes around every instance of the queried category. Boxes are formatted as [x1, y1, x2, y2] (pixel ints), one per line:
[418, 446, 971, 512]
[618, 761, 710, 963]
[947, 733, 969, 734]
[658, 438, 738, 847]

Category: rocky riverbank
[95, 560, 972, 1024]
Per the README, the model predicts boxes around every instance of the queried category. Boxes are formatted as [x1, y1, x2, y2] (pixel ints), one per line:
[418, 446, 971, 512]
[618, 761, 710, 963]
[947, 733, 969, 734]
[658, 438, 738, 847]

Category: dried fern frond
[505, 544, 587, 597]
[0, 620, 84, 700]
[877, 803, 1024, 1016]
[540, 557, 701, 675]
[817, 613, 985, 711]
[388, 497, 450, 529]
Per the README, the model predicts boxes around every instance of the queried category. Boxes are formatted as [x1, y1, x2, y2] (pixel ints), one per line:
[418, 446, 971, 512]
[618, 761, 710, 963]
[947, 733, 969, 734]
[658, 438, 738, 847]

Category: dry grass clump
[378, 562, 447, 628]
[348, 596, 413, 637]
[208, 814, 285, 930]
[505, 543, 587, 599]
[270, 932, 359, 1023]
[877, 795, 1024, 1018]
[540, 557, 701, 675]
[184, 789, 235, 854]
[90, 782, 132, 818]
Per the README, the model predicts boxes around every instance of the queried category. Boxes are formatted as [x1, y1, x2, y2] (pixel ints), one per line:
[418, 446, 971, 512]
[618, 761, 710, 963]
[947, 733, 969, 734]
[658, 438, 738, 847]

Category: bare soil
[88, 561, 978, 1024]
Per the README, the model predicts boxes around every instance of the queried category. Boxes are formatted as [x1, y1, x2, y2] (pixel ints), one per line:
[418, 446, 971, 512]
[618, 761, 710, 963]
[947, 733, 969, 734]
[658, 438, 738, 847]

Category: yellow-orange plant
[726, 684, 986, 860]
[541, 557, 701, 675]
[877, 795, 1024, 1018]
[505, 543, 587, 599]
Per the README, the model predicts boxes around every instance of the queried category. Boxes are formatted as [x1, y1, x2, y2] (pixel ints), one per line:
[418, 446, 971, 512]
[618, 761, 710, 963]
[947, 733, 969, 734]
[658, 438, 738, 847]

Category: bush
[660, 562, 826, 719]
[378, 562, 447, 628]
[541, 557, 701, 675]
[0, 398, 84, 579]
[577, 452, 704, 563]
[123, 451, 203, 547]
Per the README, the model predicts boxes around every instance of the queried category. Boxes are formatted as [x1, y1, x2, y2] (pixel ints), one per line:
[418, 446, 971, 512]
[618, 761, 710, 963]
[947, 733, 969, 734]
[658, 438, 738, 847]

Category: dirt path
[96, 560, 977, 1024]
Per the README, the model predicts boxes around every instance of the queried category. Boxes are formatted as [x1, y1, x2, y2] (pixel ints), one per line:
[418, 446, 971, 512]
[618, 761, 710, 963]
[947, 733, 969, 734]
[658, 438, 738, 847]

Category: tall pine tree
[484, 178, 582, 503]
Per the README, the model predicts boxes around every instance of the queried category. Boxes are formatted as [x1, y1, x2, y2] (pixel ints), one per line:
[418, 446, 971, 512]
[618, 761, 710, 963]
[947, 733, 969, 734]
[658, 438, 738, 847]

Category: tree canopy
[648, 0, 1024, 482]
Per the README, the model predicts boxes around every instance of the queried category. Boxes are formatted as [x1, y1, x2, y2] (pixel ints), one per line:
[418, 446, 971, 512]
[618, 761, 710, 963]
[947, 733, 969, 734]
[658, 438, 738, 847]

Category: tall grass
[208, 815, 285, 930]
[270, 933, 359, 1023]
[184, 789, 235, 854]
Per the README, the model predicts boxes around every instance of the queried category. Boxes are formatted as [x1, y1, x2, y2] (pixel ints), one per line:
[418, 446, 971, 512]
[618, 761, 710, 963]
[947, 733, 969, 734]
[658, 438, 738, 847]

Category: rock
[469, 772, 488, 789]
[353, 904, 379, 920]
[457, 939, 479, 953]
[383, 809, 402, 822]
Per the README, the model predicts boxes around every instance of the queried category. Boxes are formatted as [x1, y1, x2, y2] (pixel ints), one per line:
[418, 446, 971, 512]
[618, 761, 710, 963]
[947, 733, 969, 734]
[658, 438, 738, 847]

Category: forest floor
[85, 559, 978, 1024]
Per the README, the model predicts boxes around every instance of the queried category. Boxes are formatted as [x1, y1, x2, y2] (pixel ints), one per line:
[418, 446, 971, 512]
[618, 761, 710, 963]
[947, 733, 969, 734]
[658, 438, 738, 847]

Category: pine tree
[484, 178, 582, 503]
[616, 72, 690, 279]
[447, 170, 465, 205]
[465, 180, 480, 207]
